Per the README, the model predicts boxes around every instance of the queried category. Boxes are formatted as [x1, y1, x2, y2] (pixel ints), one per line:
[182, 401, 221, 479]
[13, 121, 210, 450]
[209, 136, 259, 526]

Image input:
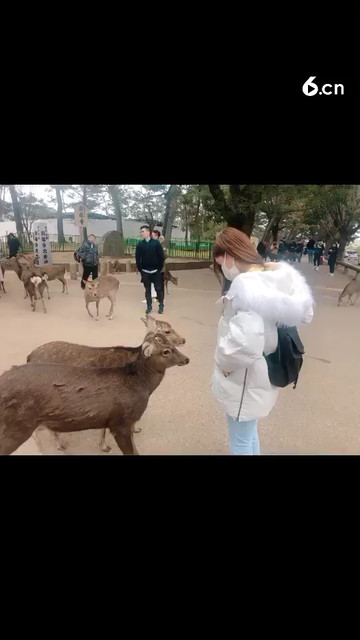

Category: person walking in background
[327, 242, 338, 276]
[306, 238, 315, 264]
[265, 241, 278, 262]
[313, 241, 324, 270]
[211, 227, 313, 455]
[7, 233, 22, 258]
[152, 229, 166, 300]
[296, 241, 304, 263]
[75, 233, 99, 289]
[136, 225, 165, 314]
[287, 239, 297, 263]
[277, 238, 287, 261]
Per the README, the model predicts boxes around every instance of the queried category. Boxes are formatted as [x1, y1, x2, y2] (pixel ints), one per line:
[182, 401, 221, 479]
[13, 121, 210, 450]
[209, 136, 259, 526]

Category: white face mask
[221, 254, 240, 281]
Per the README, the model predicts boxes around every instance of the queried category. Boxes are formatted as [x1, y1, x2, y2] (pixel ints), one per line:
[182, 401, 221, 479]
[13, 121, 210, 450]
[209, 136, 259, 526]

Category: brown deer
[27, 315, 185, 451]
[338, 278, 360, 306]
[22, 273, 49, 313]
[0, 328, 189, 456]
[4, 255, 67, 296]
[21, 265, 50, 302]
[163, 267, 178, 295]
[84, 275, 119, 320]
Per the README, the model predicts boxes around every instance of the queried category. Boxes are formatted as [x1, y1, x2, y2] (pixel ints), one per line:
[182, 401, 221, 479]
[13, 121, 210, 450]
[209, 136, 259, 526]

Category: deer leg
[0, 422, 37, 455]
[99, 428, 112, 453]
[52, 431, 68, 451]
[166, 280, 169, 295]
[107, 295, 114, 320]
[41, 296, 47, 314]
[95, 299, 100, 321]
[112, 427, 139, 455]
[86, 301, 93, 318]
[60, 277, 68, 294]
[46, 282, 50, 300]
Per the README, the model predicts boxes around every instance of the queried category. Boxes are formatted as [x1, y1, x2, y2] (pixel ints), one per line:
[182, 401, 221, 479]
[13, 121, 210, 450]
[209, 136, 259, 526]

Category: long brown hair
[212, 227, 263, 287]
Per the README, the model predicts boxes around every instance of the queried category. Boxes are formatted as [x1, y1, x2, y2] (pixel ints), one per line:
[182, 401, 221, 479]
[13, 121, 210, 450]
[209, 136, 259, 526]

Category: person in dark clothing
[256, 241, 266, 258]
[277, 238, 287, 261]
[75, 233, 99, 289]
[136, 225, 165, 314]
[306, 238, 315, 264]
[296, 241, 304, 263]
[327, 242, 338, 276]
[265, 241, 278, 262]
[152, 229, 166, 300]
[7, 233, 21, 258]
[313, 242, 324, 270]
[287, 239, 297, 263]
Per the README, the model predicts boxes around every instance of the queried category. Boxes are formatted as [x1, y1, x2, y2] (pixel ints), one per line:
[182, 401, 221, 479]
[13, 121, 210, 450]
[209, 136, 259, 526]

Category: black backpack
[265, 326, 305, 390]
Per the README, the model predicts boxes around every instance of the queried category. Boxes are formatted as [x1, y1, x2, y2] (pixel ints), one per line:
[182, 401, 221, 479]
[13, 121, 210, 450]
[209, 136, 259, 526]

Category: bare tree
[162, 185, 179, 246]
[50, 186, 65, 243]
[8, 185, 24, 235]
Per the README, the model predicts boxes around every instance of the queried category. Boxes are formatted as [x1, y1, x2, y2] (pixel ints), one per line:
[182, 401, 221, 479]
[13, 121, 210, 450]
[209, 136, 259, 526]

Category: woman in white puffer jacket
[212, 228, 314, 455]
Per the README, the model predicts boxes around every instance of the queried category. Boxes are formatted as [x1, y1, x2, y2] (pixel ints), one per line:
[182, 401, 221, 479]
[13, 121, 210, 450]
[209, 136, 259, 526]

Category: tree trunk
[338, 236, 347, 260]
[208, 185, 255, 237]
[54, 187, 65, 243]
[262, 216, 276, 243]
[108, 186, 125, 256]
[272, 220, 280, 242]
[8, 185, 24, 235]
[183, 204, 189, 243]
[82, 186, 88, 242]
[163, 185, 178, 246]
[108, 185, 124, 236]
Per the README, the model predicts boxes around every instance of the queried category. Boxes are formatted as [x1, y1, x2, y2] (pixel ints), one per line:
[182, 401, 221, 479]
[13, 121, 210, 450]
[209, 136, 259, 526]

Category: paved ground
[1, 259, 359, 455]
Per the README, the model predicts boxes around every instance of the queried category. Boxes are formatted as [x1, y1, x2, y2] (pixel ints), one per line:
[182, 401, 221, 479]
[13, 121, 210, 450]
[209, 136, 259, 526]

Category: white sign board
[33, 223, 52, 266]
[74, 204, 88, 228]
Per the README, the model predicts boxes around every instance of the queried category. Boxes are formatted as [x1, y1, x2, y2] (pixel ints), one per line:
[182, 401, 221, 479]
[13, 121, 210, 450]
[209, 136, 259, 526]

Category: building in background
[0, 216, 186, 242]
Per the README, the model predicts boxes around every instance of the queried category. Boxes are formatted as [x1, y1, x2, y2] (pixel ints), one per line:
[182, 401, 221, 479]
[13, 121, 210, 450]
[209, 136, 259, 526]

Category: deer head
[141, 331, 189, 372]
[140, 316, 185, 345]
[84, 279, 99, 299]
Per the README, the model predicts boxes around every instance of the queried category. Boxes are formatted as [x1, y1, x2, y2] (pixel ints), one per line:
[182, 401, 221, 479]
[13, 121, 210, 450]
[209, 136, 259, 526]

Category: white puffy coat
[212, 263, 314, 421]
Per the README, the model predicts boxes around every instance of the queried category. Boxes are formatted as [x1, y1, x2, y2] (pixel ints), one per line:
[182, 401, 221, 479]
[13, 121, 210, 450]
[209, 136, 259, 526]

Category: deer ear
[142, 341, 154, 358]
[146, 315, 157, 333]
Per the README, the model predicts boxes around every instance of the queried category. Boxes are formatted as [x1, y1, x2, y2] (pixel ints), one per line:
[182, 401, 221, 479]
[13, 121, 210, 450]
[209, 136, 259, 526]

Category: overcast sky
[16, 185, 146, 216]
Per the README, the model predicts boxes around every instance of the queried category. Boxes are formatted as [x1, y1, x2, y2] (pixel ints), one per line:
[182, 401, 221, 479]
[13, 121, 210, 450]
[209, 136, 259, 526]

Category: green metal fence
[1, 234, 214, 260]
[125, 238, 214, 259]
[0, 235, 81, 255]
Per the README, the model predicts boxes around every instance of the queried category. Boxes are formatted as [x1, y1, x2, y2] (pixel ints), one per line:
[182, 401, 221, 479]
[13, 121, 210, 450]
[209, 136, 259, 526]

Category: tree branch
[208, 185, 232, 215]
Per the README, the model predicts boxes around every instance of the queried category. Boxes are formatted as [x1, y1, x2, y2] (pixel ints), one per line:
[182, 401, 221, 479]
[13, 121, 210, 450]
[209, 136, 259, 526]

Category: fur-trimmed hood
[225, 263, 314, 327]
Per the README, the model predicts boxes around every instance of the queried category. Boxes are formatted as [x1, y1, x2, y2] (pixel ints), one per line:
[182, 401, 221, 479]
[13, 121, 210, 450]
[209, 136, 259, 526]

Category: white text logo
[302, 76, 344, 96]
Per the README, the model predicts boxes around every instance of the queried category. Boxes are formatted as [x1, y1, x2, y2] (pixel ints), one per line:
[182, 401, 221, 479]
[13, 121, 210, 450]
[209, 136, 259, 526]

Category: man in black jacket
[7, 233, 22, 258]
[75, 233, 99, 289]
[287, 239, 297, 263]
[306, 238, 315, 264]
[136, 225, 165, 314]
[327, 242, 338, 276]
[277, 238, 287, 261]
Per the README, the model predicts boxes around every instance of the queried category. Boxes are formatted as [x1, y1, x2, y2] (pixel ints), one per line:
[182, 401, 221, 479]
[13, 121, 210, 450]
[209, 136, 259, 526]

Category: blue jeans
[226, 415, 260, 455]
[307, 249, 314, 264]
